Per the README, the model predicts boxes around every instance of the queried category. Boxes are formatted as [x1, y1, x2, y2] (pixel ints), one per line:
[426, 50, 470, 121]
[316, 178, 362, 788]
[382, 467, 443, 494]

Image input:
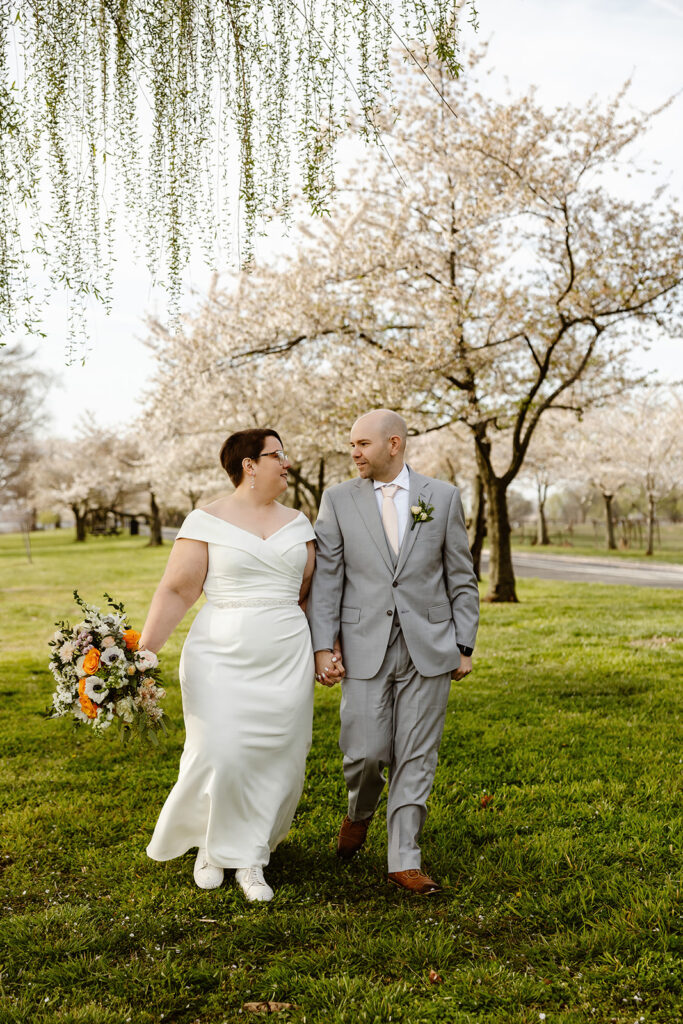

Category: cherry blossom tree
[563, 413, 633, 551]
[0, 344, 49, 519]
[196, 50, 682, 601]
[632, 391, 683, 555]
[31, 429, 130, 541]
[592, 390, 683, 556]
[140, 311, 363, 516]
[522, 411, 578, 546]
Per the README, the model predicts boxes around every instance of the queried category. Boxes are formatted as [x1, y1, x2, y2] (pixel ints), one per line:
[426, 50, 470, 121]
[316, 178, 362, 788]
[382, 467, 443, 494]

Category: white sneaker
[193, 848, 224, 890]
[235, 866, 274, 902]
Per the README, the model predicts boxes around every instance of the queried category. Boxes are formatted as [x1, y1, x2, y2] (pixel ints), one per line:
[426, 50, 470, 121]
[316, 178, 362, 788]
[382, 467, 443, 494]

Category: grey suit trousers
[339, 629, 451, 872]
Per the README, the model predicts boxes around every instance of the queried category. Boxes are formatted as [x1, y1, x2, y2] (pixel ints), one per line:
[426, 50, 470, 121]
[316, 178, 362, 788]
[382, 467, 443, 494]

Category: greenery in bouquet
[48, 591, 168, 742]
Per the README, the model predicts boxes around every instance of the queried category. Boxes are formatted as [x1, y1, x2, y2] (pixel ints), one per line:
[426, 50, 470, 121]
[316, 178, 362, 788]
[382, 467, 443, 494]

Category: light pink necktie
[381, 484, 400, 555]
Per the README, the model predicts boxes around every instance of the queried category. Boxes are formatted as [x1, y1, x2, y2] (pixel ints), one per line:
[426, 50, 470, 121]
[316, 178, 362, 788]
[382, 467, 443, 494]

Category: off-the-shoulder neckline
[193, 508, 306, 542]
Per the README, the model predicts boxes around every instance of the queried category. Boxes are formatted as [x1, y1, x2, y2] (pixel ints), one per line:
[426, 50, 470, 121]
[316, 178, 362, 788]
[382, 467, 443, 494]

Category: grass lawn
[1, 530, 682, 1024]
[507, 521, 683, 564]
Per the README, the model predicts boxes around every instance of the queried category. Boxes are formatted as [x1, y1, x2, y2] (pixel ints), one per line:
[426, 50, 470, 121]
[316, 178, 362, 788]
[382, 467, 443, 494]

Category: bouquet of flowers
[48, 591, 167, 742]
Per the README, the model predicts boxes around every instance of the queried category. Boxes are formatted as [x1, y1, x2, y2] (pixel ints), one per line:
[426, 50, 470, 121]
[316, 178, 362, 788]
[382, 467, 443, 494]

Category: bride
[141, 428, 342, 901]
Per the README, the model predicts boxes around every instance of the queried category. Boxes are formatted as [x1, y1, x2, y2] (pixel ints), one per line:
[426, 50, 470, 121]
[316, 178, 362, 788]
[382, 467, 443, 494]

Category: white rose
[134, 648, 159, 671]
[75, 655, 86, 675]
[410, 505, 421, 515]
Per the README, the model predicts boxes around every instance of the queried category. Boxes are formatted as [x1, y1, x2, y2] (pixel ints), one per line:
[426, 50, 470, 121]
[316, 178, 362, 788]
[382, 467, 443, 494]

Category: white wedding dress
[146, 508, 315, 869]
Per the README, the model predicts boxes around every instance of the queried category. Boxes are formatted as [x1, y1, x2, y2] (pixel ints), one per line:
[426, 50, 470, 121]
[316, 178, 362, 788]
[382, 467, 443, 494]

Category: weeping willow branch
[0, 0, 476, 352]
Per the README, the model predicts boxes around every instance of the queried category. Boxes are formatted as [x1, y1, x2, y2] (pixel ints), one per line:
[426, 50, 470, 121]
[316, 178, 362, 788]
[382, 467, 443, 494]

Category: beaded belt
[210, 597, 299, 609]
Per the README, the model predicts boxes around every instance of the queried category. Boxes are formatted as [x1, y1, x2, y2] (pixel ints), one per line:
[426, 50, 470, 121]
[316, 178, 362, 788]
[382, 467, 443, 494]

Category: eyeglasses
[257, 449, 288, 466]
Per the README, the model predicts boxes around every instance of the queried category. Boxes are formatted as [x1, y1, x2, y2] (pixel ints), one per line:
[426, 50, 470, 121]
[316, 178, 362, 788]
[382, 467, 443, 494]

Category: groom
[307, 409, 479, 894]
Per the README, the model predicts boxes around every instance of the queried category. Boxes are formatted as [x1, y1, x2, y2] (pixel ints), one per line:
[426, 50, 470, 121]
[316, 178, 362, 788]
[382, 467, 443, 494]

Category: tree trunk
[316, 457, 326, 510]
[72, 504, 87, 542]
[285, 458, 326, 514]
[148, 490, 163, 547]
[536, 482, 550, 545]
[603, 492, 616, 550]
[467, 473, 486, 581]
[291, 472, 302, 510]
[484, 477, 518, 602]
[646, 493, 656, 556]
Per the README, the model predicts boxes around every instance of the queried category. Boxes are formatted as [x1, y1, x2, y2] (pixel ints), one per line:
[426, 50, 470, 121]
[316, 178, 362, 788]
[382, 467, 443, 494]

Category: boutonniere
[410, 497, 434, 531]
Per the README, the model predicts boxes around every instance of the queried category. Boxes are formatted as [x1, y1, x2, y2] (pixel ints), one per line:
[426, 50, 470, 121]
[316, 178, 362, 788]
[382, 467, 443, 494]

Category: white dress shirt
[373, 464, 411, 548]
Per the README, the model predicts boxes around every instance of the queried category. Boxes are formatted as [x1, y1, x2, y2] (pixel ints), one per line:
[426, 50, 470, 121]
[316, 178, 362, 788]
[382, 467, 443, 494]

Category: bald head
[353, 409, 407, 448]
[350, 409, 408, 482]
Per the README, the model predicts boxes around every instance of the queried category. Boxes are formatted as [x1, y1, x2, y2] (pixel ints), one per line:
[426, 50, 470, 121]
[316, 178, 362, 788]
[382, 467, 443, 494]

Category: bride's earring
[250, 470, 256, 490]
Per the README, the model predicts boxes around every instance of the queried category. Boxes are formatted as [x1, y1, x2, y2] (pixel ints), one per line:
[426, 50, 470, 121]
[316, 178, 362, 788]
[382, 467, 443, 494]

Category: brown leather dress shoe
[387, 869, 442, 895]
[337, 814, 373, 860]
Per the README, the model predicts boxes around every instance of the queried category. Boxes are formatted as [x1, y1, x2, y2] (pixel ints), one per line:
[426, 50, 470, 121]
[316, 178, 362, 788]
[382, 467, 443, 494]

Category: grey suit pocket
[428, 603, 452, 623]
[340, 606, 361, 624]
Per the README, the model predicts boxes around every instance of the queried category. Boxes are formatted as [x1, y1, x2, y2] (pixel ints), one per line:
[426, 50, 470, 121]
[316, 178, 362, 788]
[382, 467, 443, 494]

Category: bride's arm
[139, 539, 208, 653]
[298, 541, 316, 609]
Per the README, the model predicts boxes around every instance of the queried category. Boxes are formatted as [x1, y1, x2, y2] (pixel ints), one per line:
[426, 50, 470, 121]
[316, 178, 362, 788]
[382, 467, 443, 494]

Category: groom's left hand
[451, 655, 472, 682]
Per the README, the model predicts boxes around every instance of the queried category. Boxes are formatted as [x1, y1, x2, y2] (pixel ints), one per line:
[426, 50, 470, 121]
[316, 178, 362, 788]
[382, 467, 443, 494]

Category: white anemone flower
[100, 645, 125, 667]
[84, 677, 109, 704]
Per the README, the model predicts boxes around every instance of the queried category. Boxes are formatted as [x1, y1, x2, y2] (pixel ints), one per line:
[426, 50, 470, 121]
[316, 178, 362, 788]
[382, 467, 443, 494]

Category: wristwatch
[457, 644, 473, 657]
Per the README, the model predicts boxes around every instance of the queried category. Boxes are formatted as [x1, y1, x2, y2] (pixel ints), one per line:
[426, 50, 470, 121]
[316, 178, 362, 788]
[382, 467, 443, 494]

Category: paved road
[480, 550, 683, 589]
[152, 524, 682, 589]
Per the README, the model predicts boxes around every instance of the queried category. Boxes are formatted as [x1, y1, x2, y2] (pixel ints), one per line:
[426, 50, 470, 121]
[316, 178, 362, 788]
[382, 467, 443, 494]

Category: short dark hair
[219, 428, 283, 488]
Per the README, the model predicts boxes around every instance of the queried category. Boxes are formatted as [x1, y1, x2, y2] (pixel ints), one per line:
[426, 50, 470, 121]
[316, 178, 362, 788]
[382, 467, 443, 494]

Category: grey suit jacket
[307, 468, 480, 679]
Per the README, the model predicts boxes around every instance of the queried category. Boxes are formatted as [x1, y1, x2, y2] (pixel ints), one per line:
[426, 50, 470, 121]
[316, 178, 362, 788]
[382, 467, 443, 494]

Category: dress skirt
[146, 600, 314, 868]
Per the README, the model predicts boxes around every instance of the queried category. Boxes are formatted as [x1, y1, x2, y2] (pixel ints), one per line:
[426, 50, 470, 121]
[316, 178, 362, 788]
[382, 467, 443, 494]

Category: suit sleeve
[306, 489, 345, 653]
[444, 487, 480, 650]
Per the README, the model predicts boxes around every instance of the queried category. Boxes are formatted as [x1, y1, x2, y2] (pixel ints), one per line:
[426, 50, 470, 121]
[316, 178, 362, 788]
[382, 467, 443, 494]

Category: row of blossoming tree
[10, 51, 683, 602]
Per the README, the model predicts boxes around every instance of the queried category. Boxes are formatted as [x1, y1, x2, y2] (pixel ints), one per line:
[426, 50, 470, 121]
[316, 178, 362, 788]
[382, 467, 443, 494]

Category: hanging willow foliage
[0, 0, 477, 350]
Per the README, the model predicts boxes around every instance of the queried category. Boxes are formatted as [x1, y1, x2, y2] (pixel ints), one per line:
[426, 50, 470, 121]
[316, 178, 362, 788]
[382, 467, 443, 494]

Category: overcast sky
[34, 0, 683, 437]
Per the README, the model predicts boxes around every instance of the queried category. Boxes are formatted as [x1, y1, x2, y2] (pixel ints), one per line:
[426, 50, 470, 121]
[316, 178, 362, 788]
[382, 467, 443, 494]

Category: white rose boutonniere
[410, 497, 435, 531]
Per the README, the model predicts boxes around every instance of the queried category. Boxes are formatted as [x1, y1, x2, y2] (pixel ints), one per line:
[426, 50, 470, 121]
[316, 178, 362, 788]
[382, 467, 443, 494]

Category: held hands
[451, 654, 472, 682]
[315, 646, 346, 687]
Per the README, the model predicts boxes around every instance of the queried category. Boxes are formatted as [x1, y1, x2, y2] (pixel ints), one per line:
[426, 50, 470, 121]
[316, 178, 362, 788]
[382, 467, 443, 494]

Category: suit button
[387, 609, 393, 616]
[392, 581, 398, 588]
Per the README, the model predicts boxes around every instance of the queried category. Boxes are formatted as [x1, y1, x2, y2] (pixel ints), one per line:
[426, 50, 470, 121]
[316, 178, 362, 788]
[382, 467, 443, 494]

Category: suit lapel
[394, 469, 433, 578]
[350, 478, 395, 573]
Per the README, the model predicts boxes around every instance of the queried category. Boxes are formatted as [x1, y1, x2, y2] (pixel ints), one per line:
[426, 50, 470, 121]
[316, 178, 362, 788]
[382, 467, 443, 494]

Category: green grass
[1, 530, 682, 1024]
[508, 521, 683, 564]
